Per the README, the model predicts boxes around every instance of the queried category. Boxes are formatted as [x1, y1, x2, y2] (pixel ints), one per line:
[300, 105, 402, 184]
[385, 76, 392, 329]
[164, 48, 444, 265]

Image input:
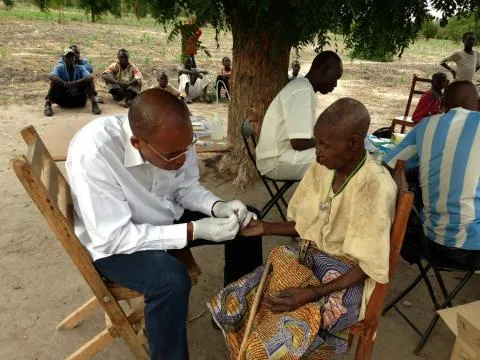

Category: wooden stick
[237, 259, 272, 360]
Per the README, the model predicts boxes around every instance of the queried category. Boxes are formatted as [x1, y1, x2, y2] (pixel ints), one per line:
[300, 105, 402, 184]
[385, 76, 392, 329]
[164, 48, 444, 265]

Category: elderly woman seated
[208, 97, 397, 359]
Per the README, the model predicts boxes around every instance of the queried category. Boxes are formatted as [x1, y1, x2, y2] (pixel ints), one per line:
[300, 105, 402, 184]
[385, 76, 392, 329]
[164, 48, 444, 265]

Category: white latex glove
[212, 200, 258, 228]
[193, 215, 240, 242]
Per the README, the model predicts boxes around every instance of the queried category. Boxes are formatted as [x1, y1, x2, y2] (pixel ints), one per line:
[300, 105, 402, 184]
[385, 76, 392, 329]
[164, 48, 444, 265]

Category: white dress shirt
[66, 115, 220, 261]
[255, 77, 317, 176]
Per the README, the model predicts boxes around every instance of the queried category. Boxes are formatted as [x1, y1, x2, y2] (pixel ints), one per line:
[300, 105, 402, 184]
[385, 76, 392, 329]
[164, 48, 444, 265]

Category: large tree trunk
[218, 27, 291, 187]
[91, 9, 96, 23]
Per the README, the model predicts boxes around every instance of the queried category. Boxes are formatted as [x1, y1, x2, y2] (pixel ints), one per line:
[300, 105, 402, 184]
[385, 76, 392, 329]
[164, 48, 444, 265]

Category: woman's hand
[239, 219, 265, 237]
[263, 287, 319, 312]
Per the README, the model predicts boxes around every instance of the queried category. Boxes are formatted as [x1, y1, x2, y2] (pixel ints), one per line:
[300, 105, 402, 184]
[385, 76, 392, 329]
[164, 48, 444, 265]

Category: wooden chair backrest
[403, 74, 433, 117]
[11, 126, 148, 359]
[361, 160, 414, 336]
[390, 74, 434, 134]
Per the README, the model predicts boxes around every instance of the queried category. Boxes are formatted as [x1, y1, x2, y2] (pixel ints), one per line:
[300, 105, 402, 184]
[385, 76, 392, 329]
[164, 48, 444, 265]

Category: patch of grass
[0, 45, 10, 60]
[0, 3, 162, 27]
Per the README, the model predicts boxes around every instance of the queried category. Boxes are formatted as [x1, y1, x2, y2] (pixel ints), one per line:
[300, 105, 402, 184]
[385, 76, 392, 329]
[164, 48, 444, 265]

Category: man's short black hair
[432, 72, 447, 81]
[69, 45, 78, 50]
[311, 50, 342, 70]
[463, 32, 475, 41]
[118, 48, 129, 57]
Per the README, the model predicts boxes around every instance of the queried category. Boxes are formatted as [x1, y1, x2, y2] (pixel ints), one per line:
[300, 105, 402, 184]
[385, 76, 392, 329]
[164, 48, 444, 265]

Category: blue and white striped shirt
[384, 108, 480, 250]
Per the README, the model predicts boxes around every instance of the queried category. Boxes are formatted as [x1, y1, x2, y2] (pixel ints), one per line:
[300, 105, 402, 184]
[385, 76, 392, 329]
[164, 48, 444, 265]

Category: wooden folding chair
[12, 126, 149, 360]
[391, 74, 434, 134]
[347, 160, 414, 359]
[237, 161, 413, 359]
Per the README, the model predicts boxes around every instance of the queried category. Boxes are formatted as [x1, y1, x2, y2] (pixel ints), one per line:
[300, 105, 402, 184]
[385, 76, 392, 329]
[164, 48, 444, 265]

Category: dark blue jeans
[95, 209, 263, 360]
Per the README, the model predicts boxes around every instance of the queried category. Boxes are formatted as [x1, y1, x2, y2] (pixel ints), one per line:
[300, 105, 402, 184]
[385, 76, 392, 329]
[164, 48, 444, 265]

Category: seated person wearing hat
[44, 48, 101, 117]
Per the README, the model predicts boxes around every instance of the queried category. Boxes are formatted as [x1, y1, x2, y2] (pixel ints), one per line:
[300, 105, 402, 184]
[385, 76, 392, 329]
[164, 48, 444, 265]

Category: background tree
[77, 0, 121, 22]
[148, 0, 473, 184]
[2, 0, 14, 10]
[122, 0, 150, 20]
[421, 21, 440, 41]
[31, 0, 65, 22]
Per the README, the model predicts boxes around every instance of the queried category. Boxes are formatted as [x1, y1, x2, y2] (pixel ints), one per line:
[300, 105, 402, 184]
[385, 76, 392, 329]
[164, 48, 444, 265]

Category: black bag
[372, 127, 392, 139]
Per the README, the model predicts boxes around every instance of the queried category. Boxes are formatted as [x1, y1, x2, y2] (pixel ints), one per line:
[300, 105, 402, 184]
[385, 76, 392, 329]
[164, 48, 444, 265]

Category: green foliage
[3, 0, 14, 9]
[31, 0, 50, 12]
[78, 0, 121, 21]
[442, 14, 480, 42]
[146, 0, 438, 62]
[431, 0, 479, 24]
[421, 20, 440, 40]
[344, 0, 430, 61]
[123, 0, 151, 19]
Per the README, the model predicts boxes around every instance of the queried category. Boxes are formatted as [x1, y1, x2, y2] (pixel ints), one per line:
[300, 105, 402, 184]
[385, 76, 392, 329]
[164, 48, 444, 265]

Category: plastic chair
[216, 79, 231, 103]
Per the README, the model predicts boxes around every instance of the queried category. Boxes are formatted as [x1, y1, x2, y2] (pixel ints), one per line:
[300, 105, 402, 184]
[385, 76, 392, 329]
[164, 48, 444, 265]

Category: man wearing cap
[57, 45, 94, 74]
[44, 48, 101, 117]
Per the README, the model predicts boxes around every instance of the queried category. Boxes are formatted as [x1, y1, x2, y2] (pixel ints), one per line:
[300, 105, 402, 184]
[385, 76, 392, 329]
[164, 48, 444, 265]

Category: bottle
[211, 113, 224, 140]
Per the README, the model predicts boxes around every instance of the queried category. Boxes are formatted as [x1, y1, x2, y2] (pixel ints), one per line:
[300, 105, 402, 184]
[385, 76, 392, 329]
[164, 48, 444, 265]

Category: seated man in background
[411, 72, 448, 124]
[216, 56, 232, 99]
[57, 45, 94, 74]
[256, 51, 343, 180]
[58, 44, 103, 103]
[102, 48, 142, 107]
[156, 70, 186, 100]
[178, 56, 209, 103]
[44, 48, 101, 117]
[385, 81, 480, 268]
[288, 60, 302, 79]
[66, 89, 263, 359]
[209, 98, 396, 359]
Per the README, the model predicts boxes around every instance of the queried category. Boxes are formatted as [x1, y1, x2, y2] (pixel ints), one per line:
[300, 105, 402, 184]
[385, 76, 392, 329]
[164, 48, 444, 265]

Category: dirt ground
[1, 16, 479, 360]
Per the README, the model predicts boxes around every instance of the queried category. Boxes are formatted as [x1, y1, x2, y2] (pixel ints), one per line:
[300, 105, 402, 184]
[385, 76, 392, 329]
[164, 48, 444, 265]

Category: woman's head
[314, 98, 370, 170]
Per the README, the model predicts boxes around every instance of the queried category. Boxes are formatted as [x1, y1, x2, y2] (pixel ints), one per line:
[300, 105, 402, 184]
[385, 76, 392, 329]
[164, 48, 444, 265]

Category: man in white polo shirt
[255, 51, 343, 180]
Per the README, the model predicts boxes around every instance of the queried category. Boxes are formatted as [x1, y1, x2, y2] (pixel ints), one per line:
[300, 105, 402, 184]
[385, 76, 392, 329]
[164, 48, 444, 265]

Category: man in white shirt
[66, 89, 262, 360]
[256, 51, 343, 180]
[288, 60, 303, 80]
[440, 32, 480, 82]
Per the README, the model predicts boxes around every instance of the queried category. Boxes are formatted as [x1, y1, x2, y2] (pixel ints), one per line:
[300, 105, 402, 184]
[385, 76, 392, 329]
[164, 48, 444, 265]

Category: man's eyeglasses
[143, 135, 197, 162]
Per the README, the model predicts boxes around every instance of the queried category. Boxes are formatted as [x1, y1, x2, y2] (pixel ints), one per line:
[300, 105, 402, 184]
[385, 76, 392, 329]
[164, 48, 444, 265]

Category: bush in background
[442, 14, 480, 42]
[421, 20, 439, 40]
[3, 0, 15, 9]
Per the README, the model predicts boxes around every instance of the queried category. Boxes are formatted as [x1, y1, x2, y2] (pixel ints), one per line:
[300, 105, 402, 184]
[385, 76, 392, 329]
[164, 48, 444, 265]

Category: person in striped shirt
[384, 81, 480, 268]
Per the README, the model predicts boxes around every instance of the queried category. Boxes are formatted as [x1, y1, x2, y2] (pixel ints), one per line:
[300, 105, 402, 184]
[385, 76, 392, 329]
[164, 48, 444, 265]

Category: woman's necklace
[319, 154, 367, 212]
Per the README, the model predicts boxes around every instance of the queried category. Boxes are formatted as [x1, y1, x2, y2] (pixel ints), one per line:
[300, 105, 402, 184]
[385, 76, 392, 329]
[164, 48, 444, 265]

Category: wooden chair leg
[57, 297, 100, 330]
[65, 328, 116, 360]
[347, 333, 354, 351]
[355, 335, 374, 360]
